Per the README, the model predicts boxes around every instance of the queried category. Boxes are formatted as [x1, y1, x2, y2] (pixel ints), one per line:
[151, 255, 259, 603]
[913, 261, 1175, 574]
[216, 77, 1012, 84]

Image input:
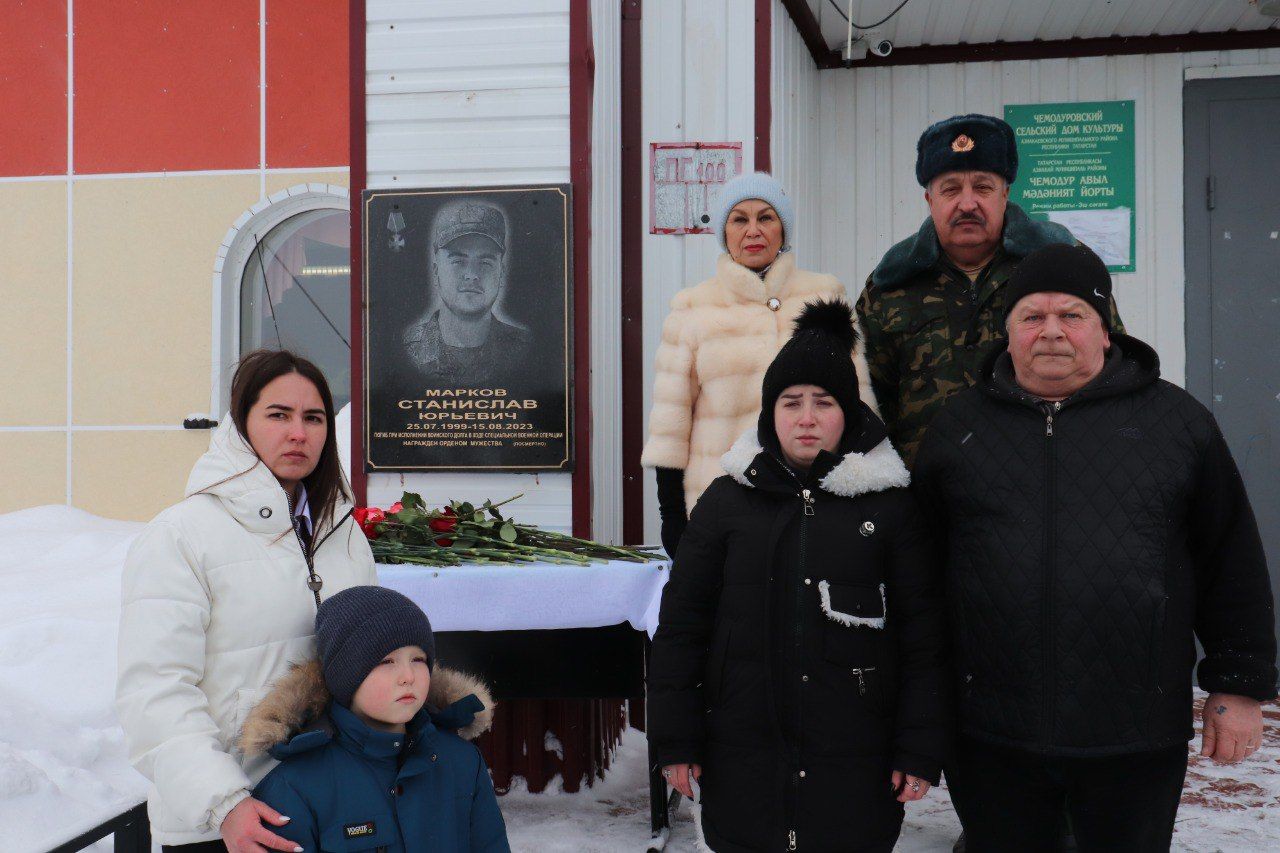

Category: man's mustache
[950, 213, 985, 226]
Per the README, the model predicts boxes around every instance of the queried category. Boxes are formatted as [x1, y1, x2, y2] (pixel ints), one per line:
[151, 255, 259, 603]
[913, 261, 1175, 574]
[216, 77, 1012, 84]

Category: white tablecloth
[377, 559, 671, 635]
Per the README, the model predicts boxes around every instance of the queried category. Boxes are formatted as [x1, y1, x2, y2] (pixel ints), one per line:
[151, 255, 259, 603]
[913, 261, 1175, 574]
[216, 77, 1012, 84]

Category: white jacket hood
[186, 418, 353, 539]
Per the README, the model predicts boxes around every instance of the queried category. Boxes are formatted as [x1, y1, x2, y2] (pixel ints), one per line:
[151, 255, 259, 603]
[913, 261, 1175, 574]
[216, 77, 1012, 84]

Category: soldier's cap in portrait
[434, 201, 507, 253]
[916, 113, 1018, 187]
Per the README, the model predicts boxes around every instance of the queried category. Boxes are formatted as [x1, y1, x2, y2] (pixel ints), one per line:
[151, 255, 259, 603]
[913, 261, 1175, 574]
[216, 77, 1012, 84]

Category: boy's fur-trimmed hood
[870, 202, 1074, 290]
[239, 660, 496, 757]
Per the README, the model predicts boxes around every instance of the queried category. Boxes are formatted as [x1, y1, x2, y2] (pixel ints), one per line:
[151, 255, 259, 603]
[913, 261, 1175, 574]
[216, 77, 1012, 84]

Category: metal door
[1185, 76, 1280, 664]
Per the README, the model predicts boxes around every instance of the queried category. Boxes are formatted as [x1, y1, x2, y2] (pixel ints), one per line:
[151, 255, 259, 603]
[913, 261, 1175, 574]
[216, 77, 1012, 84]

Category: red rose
[429, 507, 458, 546]
[353, 506, 386, 539]
[388, 501, 404, 515]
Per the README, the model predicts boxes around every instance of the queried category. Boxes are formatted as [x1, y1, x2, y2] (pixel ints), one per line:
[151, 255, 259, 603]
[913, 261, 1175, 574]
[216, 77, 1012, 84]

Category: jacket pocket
[320, 813, 400, 852]
[820, 584, 887, 714]
[705, 621, 733, 707]
[1148, 592, 1167, 691]
[818, 581, 886, 629]
[822, 631, 886, 715]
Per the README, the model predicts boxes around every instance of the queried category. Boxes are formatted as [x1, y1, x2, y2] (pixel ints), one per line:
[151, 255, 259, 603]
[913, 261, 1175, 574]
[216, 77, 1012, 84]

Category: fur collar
[238, 660, 496, 757]
[720, 429, 910, 498]
[714, 251, 798, 305]
[870, 202, 1074, 289]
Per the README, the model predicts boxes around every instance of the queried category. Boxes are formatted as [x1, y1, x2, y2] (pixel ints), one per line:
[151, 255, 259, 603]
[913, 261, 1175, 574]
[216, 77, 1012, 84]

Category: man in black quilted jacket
[913, 242, 1277, 852]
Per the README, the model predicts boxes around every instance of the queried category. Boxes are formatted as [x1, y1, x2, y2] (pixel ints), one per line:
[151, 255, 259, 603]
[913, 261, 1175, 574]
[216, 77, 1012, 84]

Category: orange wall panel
[0, 1, 68, 177]
[266, 0, 349, 168]
[74, 0, 259, 173]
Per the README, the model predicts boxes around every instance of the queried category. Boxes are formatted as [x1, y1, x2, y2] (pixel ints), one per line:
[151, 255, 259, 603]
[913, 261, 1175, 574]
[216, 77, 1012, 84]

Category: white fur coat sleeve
[640, 302, 697, 470]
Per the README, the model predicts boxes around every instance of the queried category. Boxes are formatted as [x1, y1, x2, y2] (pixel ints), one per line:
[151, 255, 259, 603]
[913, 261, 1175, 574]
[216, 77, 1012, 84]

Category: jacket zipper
[776, 463, 812, 850]
[767, 459, 812, 849]
[947, 256, 996, 355]
[286, 490, 324, 610]
[1040, 401, 1060, 747]
[351, 744, 409, 847]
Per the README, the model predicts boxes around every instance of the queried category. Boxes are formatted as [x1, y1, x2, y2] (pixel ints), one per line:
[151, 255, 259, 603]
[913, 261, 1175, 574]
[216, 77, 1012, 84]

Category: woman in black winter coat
[648, 301, 950, 853]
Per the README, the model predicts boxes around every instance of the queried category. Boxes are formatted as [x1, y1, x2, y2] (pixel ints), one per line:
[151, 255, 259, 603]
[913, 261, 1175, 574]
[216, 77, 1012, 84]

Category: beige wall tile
[73, 175, 261, 425]
[0, 431, 66, 513]
[72, 429, 210, 521]
[263, 170, 349, 197]
[0, 182, 67, 426]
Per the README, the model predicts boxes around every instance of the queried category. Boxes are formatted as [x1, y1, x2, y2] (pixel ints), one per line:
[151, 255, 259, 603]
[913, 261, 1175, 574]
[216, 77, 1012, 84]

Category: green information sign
[1004, 100, 1136, 273]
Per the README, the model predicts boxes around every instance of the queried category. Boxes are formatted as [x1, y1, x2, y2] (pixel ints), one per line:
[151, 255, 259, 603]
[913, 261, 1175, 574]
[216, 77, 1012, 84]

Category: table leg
[649, 740, 671, 834]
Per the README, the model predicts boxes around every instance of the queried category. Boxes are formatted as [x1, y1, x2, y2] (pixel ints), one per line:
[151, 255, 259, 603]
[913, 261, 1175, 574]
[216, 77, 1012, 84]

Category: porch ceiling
[803, 0, 1280, 51]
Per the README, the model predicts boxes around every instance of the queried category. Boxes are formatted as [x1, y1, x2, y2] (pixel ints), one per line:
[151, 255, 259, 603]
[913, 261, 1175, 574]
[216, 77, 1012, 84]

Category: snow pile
[0, 504, 1275, 852]
[0, 507, 148, 853]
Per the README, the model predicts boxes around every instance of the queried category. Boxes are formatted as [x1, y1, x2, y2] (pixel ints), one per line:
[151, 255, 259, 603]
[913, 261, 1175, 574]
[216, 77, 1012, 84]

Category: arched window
[215, 186, 351, 413]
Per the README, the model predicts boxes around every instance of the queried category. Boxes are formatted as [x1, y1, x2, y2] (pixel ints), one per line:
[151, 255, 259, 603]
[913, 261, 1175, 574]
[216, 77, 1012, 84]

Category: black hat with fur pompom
[757, 299, 861, 445]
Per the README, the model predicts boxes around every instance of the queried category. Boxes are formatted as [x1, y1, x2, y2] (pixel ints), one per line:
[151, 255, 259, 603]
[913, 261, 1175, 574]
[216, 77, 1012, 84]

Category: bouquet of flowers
[354, 492, 663, 567]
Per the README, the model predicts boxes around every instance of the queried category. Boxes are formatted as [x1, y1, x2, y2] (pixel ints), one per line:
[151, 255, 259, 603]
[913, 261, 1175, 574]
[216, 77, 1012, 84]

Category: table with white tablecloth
[377, 558, 671, 635]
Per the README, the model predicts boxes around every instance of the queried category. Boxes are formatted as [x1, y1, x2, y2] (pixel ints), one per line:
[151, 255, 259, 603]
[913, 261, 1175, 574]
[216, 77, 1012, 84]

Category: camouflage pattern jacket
[855, 203, 1124, 468]
[402, 309, 533, 387]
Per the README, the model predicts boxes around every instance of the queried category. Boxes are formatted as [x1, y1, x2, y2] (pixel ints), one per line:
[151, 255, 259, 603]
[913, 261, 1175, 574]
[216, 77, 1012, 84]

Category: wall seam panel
[65, 0, 74, 504]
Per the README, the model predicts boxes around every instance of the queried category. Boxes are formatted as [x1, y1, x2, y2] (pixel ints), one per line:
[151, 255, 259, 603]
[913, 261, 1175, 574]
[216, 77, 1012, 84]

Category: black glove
[655, 467, 688, 559]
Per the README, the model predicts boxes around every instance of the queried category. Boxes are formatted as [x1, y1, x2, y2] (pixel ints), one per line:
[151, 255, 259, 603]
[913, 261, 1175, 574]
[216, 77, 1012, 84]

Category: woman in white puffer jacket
[115, 350, 377, 851]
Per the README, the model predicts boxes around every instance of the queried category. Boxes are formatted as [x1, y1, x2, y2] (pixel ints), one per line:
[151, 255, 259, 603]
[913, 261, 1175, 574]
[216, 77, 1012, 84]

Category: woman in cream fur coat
[641, 172, 874, 555]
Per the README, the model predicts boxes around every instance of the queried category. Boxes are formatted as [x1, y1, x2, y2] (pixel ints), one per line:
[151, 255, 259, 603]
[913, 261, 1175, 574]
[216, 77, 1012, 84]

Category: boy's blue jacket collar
[266, 692, 487, 761]
[239, 659, 495, 759]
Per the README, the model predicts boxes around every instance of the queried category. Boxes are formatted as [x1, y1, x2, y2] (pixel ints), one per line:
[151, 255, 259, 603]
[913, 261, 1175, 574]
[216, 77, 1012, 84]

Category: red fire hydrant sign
[649, 142, 743, 234]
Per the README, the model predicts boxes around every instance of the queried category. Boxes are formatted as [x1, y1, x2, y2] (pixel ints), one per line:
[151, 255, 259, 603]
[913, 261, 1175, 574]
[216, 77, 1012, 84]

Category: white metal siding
[640, 0, 759, 542]
[814, 47, 1280, 389]
[364, 0, 573, 529]
[770, 0, 824, 269]
[590, 0, 624, 543]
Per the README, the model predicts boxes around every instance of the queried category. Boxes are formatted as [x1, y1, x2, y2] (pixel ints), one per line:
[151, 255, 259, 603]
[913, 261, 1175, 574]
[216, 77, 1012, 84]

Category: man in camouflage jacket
[856, 114, 1123, 468]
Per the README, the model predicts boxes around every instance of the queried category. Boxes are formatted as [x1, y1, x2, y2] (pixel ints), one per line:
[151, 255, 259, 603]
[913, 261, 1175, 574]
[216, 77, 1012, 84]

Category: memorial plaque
[362, 185, 572, 471]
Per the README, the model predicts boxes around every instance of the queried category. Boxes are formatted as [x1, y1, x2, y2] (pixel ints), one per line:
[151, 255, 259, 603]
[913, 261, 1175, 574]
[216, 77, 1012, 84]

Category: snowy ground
[1, 506, 1275, 852]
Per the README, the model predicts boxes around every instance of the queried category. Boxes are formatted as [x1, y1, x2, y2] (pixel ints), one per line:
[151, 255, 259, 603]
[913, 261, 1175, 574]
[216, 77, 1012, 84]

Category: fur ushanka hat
[758, 299, 861, 444]
[916, 113, 1018, 187]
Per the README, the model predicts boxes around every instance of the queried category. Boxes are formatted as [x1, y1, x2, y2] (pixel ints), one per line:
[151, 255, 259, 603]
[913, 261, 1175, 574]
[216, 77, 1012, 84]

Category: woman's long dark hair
[229, 349, 351, 536]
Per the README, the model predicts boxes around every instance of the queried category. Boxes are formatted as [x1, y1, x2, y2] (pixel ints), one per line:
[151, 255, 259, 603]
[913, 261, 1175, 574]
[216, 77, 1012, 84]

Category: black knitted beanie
[757, 300, 861, 446]
[1004, 242, 1113, 330]
[316, 585, 436, 707]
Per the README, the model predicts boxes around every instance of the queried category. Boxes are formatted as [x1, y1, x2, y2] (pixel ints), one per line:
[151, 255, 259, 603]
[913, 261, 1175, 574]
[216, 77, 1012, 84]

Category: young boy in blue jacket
[239, 585, 511, 852]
